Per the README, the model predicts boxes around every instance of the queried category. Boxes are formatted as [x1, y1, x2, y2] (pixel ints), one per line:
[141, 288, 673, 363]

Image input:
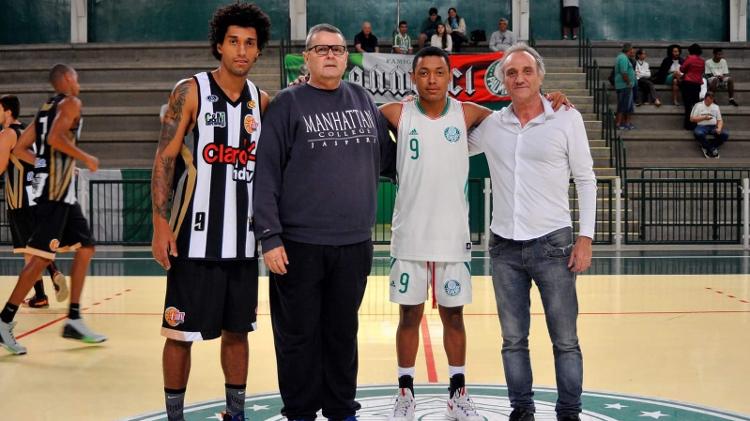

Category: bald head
[49, 63, 75, 86]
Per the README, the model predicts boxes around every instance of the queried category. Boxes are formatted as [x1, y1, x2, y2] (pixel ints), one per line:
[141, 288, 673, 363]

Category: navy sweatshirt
[253, 81, 396, 251]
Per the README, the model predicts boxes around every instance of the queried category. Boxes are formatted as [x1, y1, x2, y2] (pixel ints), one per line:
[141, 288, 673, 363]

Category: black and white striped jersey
[32, 94, 81, 205]
[170, 72, 262, 260]
[3, 122, 35, 209]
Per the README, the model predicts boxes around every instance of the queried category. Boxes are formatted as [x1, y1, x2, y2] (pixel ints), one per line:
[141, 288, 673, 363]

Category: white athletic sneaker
[62, 318, 107, 343]
[388, 388, 416, 421]
[52, 271, 69, 302]
[447, 387, 482, 421]
[0, 320, 27, 355]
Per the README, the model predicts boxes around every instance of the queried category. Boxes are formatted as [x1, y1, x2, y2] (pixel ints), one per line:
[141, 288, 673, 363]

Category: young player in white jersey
[379, 47, 572, 421]
[379, 47, 490, 421]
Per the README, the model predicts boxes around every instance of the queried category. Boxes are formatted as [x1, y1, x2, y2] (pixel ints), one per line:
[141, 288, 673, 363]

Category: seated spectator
[635, 49, 661, 106]
[354, 21, 378, 53]
[561, 0, 580, 40]
[614, 43, 636, 130]
[654, 44, 684, 106]
[418, 7, 442, 49]
[680, 43, 705, 130]
[690, 91, 728, 158]
[705, 48, 739, 106]
[489, 18, 516, 52]
[445, 7, 467, 52]
[431, 23, 452, 52]
[393, 20, 413, 54]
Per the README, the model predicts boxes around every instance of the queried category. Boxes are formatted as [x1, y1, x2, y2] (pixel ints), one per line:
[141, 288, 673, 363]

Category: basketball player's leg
[219, 261, 258, 420]
[8, 207, 48, 307]
[0, 254, 51, 355]
[388, 260, 429, 418]
[57, 203, 106, 343]
[161, 259, 227, 421]
[436, 262, 481, 420]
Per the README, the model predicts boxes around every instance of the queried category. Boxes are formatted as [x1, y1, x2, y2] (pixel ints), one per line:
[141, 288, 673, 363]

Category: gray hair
[495, 42, 546, 83]
[622, 42, 633, 53]
[305, 23, 346, 49]
[499, 18, 508, 24]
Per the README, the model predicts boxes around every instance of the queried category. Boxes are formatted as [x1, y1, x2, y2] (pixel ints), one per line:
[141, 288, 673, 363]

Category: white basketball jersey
[390, 97, 471, 262]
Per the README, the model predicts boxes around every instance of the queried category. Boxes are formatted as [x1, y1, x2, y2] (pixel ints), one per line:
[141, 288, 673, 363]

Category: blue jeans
[693, 125, 729, 151]
[489, 227, 583, 416]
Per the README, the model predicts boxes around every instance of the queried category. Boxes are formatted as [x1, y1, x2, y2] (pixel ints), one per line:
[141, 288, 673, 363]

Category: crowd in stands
[612, 42, 739, 158]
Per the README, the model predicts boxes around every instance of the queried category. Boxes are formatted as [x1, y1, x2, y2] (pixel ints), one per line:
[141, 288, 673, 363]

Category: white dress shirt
[469, 96, 597, 240]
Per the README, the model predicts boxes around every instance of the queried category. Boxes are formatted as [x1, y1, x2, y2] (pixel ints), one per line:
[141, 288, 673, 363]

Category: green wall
[88, 0, 288, 42]
[0, 0, 70, 44]
[531, 0, 729, 41]
[307, 0, 511, 45]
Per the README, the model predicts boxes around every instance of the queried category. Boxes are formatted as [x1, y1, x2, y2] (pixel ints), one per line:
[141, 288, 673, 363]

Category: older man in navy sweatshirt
[253, 23, 396, 421]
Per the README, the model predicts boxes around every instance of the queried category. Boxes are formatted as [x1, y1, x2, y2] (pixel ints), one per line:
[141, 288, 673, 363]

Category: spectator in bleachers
[489, 18, 516, 52]
[393, 21, 413, 54]
[655, 44, 684, 106]
[445, 7, 467, 52]
[418, 7, 442, 49]
[690, 91, 728, 158]
[635, 49, 661, 106]
[354, 21, 379, 53]
[431, 23, 452, 52]
[561, 0, 580, 40]
[614, 43, 636, 130]
[680, 43, 705, 130]
[706, 48, 739, 106]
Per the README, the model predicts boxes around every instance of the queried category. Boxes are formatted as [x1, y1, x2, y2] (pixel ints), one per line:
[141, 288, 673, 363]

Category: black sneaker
[729, 98, 739, 106]
[509, 408, 535, 421]
[558, 415, 581, 421]
[701, 147, 711, 159]
[24, 295, 49, 308]
[711, 148, 720, 158]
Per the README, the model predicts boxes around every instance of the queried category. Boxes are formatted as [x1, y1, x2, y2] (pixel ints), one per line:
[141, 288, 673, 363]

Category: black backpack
[470, 29, 486, 43]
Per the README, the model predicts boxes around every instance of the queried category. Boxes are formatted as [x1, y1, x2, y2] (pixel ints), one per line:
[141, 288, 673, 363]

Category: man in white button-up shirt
[469, 43, 596, 421]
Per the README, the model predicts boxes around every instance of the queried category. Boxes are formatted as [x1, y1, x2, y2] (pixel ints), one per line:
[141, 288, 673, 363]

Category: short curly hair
[209, 3, 272, 60]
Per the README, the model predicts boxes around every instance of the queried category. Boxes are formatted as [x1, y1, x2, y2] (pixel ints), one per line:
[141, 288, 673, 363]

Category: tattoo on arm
[152, 82, 190, 220]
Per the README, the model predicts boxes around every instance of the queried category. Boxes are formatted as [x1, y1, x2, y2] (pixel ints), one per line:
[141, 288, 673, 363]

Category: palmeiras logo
[444, 126, 461, 143]
[485, 59, 509, 98]
[125, 385, 750, 420]
[444, 279, 461, 296]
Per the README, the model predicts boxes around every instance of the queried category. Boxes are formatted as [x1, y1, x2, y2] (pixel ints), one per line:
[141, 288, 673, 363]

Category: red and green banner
[285, 52, 509, 105]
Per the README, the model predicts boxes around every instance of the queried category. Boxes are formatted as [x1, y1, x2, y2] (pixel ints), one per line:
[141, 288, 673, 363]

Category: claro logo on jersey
[202, 138, 257, 182]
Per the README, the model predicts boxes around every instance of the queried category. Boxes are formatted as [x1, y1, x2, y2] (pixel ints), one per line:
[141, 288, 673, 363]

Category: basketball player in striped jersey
[150, 4, 270, 421]
[379, 48, 571, 420]
[0, 95, 68, 310]
[0, 64, 105, 356]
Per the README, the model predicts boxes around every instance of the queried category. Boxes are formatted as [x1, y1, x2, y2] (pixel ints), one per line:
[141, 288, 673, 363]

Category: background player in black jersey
[151, 4, 270, 421]
[0, 95, 68, 309]
[0, 65, 104, 356]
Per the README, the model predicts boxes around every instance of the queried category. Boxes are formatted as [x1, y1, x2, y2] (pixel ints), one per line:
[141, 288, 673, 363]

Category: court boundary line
[419, 315, 438, 383]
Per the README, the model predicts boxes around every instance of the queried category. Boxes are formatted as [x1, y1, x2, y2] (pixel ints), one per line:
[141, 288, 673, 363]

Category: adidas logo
[409, 129, 418, 135]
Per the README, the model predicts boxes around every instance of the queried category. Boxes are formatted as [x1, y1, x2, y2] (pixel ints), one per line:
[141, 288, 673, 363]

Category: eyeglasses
[307, 45, 347, 56]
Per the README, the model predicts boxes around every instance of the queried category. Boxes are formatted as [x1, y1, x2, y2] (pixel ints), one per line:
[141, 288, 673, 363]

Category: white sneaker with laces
[62, 318, 107, 343]
[388, 388, 416, 421]
[52, 271, 69, 302]
[0, 320, 27, 355]
[447, 387, 482, 421]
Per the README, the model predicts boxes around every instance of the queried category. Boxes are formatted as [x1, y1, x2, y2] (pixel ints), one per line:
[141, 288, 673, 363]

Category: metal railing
[570, 178, 615, 244]
[88, 179, 152, 245]
[641, 167, 750, 180]
[624, 178, 744, 244]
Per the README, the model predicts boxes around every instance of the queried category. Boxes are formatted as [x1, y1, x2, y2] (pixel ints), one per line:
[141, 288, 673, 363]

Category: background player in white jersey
[150, 4, 270, 421]
[0, 64, 104, 356]
[379, 47, 571, 421]
[0, 95, 68, 310]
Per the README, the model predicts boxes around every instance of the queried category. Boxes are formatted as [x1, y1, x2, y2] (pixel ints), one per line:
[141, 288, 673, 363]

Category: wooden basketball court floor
[0, 249, 748, 420]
